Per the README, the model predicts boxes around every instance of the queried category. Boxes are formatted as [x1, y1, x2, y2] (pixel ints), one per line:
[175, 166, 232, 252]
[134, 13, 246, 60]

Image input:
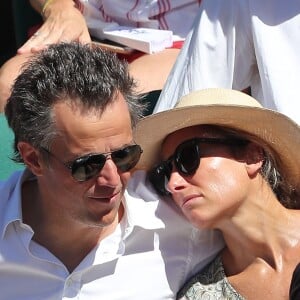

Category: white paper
[101, 26, 173, 54]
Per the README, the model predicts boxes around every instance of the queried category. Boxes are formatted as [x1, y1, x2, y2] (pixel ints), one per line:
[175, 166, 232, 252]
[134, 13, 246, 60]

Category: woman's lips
[181, 193, 202, 207]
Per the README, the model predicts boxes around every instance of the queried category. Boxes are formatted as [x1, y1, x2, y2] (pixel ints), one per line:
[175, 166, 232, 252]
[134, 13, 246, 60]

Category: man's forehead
[53, 94, 130, 124]
[51, 98, 133, 151]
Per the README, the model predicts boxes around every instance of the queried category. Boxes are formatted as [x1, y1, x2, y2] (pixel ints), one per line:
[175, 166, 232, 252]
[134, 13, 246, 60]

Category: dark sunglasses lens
[71, 145, 142, 181]
[176, 141, 200, 175]
[111, 145, 142, 172]
[72, 155, 106, 181]
[148, 162, 172, 196]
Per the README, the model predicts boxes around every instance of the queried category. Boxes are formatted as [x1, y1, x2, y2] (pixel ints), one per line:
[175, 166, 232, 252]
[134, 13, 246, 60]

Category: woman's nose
[167, 170, 188, 194]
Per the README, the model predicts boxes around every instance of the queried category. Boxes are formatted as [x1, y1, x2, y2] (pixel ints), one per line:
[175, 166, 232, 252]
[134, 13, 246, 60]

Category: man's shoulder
[0, 171, 23, 196]
[0, 171, 24, 236]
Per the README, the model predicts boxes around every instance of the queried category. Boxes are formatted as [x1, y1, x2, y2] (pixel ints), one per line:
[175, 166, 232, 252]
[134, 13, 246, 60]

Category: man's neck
[21, 179, 122, 272]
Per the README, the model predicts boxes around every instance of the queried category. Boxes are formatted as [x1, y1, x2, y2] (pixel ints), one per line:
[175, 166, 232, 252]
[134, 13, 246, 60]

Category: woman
[134, 88, 300, 299]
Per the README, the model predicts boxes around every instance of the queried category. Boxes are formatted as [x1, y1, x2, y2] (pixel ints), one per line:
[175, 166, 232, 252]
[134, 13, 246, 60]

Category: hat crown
[176, 89, 262, 108]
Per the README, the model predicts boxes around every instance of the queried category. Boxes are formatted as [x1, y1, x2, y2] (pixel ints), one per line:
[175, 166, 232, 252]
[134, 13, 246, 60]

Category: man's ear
[244, 143, 264, 177]
[17, 142, 43, 177]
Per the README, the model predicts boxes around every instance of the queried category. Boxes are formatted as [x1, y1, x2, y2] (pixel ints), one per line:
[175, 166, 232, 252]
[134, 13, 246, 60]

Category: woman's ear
[17, 142, 43, 177]
[244, 143, 264, 177]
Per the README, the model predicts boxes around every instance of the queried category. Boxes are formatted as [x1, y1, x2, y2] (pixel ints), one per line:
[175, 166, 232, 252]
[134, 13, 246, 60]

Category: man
[0, 42, 223, 299]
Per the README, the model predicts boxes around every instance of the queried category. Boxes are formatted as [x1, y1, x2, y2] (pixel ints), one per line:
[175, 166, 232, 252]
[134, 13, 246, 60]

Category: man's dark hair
[5, 42, 144, 163]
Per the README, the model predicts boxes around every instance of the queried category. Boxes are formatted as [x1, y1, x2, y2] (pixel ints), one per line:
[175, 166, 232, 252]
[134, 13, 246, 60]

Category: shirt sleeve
[154, 0, 256, 113]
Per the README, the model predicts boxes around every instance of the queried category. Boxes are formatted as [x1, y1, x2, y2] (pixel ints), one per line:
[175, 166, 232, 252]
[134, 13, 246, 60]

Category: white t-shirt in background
[155, 0, 300, 125]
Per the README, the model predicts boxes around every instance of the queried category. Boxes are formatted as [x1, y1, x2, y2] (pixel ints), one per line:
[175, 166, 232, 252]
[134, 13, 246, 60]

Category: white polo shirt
[155, 0, 300, 124]
[0, 170, 223, 299]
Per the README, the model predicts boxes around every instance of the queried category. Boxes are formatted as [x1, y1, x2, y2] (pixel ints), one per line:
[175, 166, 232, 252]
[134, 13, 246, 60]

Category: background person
[0, 42, 223, 299]
[154, 0, 300, 125]
[0, 0, 202, 112]
[135, 88, 300, 299]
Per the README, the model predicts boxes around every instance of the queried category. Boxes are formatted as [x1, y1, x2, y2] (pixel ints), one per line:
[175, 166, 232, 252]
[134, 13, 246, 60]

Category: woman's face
[160, 126, 255, 229]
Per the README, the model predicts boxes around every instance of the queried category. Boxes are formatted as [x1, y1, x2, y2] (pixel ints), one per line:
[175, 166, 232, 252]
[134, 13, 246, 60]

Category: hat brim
[134, 104, 300, 189]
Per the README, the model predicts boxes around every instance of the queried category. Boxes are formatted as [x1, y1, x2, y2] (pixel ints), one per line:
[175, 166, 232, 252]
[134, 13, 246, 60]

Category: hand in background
[17, 0, 91, 54]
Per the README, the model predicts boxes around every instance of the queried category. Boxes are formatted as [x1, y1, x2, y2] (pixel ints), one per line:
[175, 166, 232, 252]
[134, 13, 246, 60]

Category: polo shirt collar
[123, 191, 164, 232]
[1, 169, 33, 238]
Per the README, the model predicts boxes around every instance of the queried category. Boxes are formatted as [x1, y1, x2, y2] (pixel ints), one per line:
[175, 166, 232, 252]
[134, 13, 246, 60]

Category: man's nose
[95, 158, 120, 186]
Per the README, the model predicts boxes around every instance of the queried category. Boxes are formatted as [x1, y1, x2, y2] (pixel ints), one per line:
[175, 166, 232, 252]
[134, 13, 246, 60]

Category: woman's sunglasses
[148, 137, 248, 196]
[41, 144, 143, 182]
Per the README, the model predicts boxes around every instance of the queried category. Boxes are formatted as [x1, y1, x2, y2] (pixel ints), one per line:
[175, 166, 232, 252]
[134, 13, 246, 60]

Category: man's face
[37, 94, 134, 228]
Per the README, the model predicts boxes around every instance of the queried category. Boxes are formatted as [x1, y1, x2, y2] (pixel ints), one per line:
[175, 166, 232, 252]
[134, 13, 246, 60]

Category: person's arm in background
[17, 0, 91, 54]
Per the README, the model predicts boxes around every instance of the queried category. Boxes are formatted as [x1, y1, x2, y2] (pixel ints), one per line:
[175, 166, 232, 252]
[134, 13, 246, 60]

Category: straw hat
[134, 88, 300, 188]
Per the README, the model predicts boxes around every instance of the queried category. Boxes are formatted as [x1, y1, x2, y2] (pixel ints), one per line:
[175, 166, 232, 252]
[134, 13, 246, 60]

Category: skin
[161, 125, 300, 299]
[161, 125, 257, 230]
[128, 48, 180, 93]
[19, 94, 133, 272]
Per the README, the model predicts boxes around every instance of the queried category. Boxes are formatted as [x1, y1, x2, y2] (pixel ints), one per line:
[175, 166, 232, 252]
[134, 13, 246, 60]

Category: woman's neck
[220, 196, 300, 275]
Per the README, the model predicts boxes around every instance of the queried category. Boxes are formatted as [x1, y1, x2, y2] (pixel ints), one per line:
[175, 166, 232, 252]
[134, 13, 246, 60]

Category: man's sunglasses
[41, 144, 143, 182]
[148, 137, 249, 196]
